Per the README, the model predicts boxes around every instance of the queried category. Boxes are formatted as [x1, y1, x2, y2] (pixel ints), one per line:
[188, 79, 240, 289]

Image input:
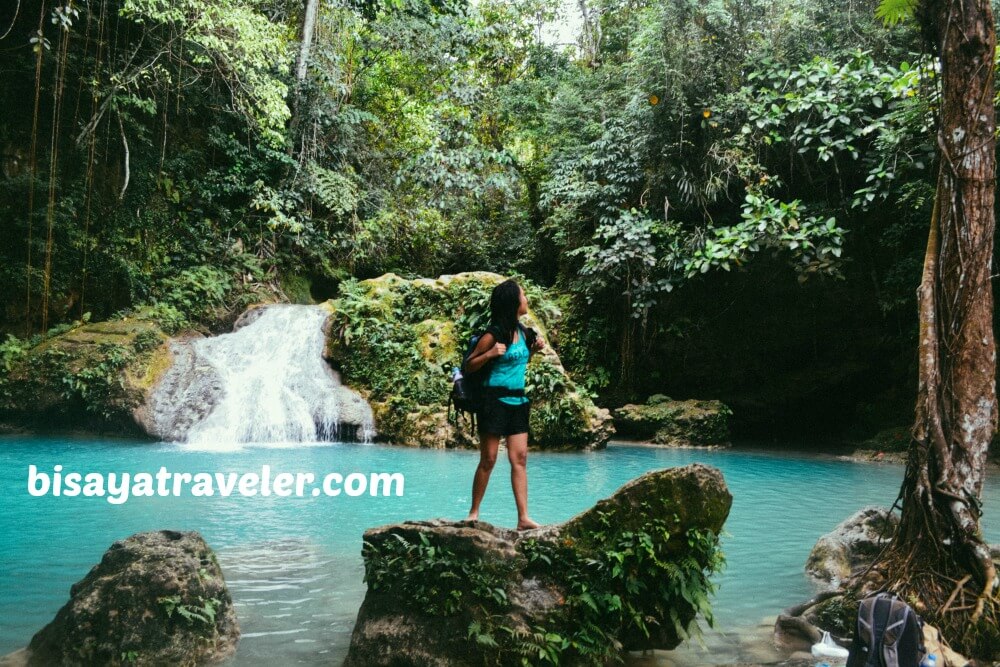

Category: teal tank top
[484, 330, 530, 406]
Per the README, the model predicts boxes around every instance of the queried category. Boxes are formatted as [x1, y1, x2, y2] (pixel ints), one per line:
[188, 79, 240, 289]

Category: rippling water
[0, 436, 996, 664]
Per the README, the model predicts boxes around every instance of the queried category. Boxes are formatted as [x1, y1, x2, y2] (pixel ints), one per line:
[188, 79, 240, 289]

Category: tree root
[854, 545, 1000, 660]
[775, 613, 821, 645]
[969, 546, 997, 624]
[970, 573, 993, 624]
[783, 590, 843, 617]
[941, 575, 971, 614]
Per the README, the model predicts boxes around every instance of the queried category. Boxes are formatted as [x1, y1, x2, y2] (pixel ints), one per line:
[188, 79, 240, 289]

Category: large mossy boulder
[345, 464, 732, 666]
[323, 272, 614, 449]
[23, 530, 239, 666]
[0, 315, 173, 434]
[613, 394, 732, 447]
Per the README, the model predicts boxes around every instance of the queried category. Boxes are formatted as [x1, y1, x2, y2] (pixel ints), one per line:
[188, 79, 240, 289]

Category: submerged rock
[613, 394, 733, 447]
[324, 272, 614, 449]
[345, 464, 732, 666]
[24, 530, 238, 666]
[805, 506, 898, 587]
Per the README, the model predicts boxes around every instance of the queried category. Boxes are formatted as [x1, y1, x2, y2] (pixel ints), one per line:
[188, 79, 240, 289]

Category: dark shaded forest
[2, 0, 997, 440]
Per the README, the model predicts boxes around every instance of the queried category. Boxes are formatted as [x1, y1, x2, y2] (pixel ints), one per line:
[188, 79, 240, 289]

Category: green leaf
[875, 0, 917, 26]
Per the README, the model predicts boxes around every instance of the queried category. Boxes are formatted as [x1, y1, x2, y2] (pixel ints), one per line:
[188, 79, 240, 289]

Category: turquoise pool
[1, 436, 997, 664]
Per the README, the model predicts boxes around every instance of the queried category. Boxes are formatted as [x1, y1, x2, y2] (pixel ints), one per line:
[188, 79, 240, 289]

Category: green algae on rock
[613, 394, 733, 447]
[0, 314, 172, 434]
[345, 464, 731, 666]
[323, 272, 613, 449]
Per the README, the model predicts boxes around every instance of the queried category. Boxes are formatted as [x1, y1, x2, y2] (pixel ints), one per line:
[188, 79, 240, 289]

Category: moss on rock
[414, 319, 458, 365]
[324, 272, 613, 449]
[279, 273, 315, 305]
[346, 464, 732, 666]
[0, 316, 172, 433]
[613, 396, 733, 447]
[25, 530, 239, 666]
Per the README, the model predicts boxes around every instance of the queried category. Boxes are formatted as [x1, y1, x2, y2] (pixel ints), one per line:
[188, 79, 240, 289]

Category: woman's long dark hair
[489, 279, 521, 345]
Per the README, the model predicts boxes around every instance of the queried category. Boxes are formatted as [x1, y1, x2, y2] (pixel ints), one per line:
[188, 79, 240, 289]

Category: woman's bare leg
[466, 433, 500, 521]
[506, 432, 539, 530]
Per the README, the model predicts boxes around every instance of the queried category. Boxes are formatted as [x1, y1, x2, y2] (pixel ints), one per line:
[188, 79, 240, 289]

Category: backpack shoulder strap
[882, 599, 909, 646]
[520, 322, 538, 350]
[848, 598, 872, 667]
[869, 595, 895, 667]
[859, 595, 878, 646]
[855, 595, 893, 647]
[463, 327, 499, 375]
[882, 600, 925, 666]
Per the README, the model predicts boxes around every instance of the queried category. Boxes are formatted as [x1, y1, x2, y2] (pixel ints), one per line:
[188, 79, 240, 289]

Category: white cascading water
[181, 305, 375, 446]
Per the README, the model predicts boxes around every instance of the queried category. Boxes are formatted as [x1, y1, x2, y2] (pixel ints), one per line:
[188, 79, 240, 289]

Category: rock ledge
[346, 464, 732, 666]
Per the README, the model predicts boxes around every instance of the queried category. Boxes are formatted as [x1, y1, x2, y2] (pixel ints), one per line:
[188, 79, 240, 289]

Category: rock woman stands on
[464, 279, 545, 530]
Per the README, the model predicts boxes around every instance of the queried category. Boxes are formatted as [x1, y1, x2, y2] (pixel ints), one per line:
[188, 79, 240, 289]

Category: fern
[875, 0, 917, 26]
[309, 164, 359, 216]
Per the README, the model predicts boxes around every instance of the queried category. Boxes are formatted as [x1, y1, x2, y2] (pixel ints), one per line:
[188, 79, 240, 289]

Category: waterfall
[143, 305, 375, 445]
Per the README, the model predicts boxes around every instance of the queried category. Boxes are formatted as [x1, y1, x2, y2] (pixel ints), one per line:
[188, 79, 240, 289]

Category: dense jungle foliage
[1, 0, 996, 439]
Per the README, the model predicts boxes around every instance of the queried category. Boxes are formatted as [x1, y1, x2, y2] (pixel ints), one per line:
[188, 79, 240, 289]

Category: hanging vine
[79, 0, 108, 319]
[40, 2, 75, 332]
[24, 1, 47, 336]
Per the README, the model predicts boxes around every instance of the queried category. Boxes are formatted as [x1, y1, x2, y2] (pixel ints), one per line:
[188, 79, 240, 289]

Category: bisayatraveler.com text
[26, 465, 404, 504]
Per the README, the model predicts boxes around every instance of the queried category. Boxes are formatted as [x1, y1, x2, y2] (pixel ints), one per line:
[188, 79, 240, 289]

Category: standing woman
[464, 279, 545, 530]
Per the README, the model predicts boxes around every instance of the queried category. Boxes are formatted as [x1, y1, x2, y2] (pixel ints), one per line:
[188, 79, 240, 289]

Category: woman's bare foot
[516, 517, 540, 530]
[464, 512, 479, 522]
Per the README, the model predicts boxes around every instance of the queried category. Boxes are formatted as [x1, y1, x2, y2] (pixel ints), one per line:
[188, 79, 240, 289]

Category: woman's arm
[464, 333, 506, 373]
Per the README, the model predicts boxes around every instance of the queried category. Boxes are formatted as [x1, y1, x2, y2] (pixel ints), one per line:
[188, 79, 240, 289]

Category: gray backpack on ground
[846, 592, 926, 667]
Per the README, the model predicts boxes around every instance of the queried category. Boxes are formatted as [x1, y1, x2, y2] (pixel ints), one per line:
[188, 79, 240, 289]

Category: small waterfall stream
[144, 305, 375, 445]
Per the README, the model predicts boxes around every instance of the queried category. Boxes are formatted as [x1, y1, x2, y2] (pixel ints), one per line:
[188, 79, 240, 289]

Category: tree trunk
[870, 0, 999, 656]
[295, 0, 320, 84]
[577, 0, 601, 67]
[288, 0, 320, 162]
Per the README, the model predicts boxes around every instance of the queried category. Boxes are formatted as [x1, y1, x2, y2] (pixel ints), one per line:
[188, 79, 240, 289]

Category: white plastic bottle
[921, 654, 937, 667]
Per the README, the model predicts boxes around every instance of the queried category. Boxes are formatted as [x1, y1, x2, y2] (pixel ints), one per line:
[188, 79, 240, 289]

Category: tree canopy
[0, 0, 987, 436]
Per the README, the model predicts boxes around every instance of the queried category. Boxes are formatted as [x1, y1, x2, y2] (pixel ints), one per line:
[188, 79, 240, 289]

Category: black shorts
[477, 399, 530, 437]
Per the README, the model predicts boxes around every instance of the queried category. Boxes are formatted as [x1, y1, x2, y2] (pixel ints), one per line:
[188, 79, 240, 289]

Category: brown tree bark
[869, 0, 999, 655]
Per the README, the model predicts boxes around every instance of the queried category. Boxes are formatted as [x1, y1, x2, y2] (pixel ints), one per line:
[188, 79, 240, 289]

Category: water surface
[1, 437, 996, 664]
